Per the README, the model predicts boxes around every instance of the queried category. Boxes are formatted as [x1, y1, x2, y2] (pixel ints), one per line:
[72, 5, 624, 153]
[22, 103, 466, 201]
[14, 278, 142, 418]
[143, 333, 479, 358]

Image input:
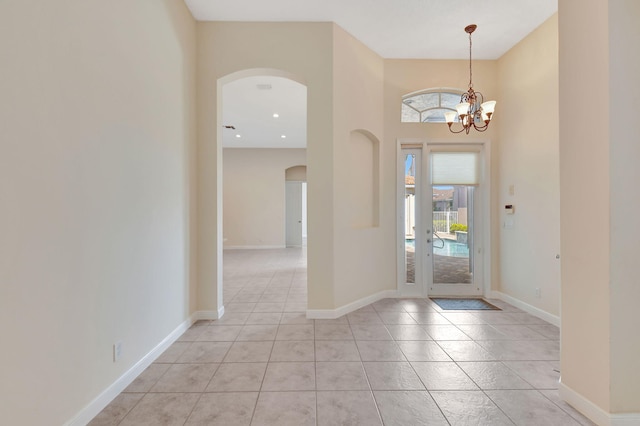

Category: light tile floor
[90, 248, 595, 426]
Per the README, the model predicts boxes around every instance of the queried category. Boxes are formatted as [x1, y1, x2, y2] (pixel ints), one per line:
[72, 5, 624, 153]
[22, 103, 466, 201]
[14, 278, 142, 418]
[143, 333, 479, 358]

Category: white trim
[65, 315, 195, 426]
[397, 146, 425, 298]
[224, 245, 286, 250]
[306, 290, 399, 319]
[559, 382, 640, 426]
[193, 305, 225, 321]
[66, 308, 228, 425]
[396, 142, 405, 296]
[396, 138, 492, 301]
[491, 290, 560, 327]
[611, 413, 640, 426]
[558, 382, 609, 426]
[425, 142, 486, 298]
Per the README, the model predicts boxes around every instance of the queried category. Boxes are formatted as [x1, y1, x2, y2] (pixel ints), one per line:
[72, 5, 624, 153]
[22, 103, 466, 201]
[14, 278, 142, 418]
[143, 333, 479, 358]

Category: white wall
[223, 148, 306, 247]
[496, 15, 561, 317]
[0, 1, 197, 424]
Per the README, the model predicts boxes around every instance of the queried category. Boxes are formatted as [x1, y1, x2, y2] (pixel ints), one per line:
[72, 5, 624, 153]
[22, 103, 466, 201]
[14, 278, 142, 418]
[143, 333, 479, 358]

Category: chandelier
[444, 24, 496, 134]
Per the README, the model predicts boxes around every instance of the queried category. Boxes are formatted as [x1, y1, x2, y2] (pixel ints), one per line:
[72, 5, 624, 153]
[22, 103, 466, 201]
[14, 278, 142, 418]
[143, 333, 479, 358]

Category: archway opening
[218, 69, 308, 313]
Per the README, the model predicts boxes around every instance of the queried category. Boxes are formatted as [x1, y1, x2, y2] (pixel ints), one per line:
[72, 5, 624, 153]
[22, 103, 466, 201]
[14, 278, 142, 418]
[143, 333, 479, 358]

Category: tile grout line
[348, 316, 386, 426]
[96, 249, 567, 425]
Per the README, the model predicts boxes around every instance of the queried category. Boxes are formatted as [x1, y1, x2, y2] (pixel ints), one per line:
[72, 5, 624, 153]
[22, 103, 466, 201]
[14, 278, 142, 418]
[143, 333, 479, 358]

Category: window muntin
[402, 89, 464, 123]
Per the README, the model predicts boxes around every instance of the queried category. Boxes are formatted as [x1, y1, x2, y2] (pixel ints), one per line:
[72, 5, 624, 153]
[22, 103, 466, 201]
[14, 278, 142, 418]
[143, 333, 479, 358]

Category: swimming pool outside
[406, 238, 469, 258]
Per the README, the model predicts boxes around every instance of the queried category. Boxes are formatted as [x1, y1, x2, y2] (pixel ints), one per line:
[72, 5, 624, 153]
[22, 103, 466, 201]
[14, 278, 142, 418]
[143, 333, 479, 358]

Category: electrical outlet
[113, 341, 122, 362]
[535, 288, 541, 298]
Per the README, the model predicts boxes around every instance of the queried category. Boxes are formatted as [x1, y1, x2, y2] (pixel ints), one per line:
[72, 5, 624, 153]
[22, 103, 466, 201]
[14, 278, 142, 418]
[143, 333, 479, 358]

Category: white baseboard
[559, 381, 640, 426]
[611, 413, 640, 426]
[193, 305, 225, 321]
[66, 309, 219, 425]
[307, 289, 399, 319]
[490, 290, 560, 327]
[224, 245, 286, 250]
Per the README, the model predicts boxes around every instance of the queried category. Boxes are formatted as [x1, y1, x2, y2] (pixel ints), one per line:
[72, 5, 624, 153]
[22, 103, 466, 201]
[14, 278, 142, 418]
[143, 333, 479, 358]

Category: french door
[399, 144, 484, 297]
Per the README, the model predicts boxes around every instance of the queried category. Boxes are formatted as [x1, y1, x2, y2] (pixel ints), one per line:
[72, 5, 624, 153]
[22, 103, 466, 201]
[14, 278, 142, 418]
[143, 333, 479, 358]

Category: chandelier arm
[446, 124, 468, 134]
[472, 122, 489, 132]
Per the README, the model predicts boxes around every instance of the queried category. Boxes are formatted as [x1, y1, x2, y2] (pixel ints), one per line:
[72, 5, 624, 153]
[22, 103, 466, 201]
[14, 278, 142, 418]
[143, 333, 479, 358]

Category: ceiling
[222, 76, 306, 148]
[184, 0, 557, 59]
[199, 0, 558, 148]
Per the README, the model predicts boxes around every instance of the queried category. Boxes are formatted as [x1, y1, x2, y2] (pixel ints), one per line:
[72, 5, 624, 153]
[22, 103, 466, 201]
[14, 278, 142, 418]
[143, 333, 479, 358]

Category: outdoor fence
[432, 211, 458, 233]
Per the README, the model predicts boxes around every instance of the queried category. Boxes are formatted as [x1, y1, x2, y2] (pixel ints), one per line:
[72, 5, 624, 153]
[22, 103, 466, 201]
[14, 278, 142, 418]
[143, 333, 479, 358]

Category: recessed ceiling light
[273, 113, 279, 118]
[235, 134, 241, 138]
[281, 135, 287, 139]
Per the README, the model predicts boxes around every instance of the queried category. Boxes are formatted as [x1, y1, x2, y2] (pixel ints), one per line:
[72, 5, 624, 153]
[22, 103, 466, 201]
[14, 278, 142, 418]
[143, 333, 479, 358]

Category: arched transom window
[402, 88, 464, 123]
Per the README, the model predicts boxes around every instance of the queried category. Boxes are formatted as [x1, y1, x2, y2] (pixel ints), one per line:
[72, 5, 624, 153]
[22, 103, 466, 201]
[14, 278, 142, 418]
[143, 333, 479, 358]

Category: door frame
[396, 138, 492, 298]
[398, 148, 426, 297]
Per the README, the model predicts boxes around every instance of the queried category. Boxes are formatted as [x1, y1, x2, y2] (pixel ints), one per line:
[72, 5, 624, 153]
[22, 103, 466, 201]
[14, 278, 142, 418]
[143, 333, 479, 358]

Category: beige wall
[608, 0, 640, 412]
[199, 22, 396, 311]
[496, 15, 561, 316]
[286, 165, 307, 181]
[199, 22, 503, 314]
[348, 130, 380, 229]
[197, 22, 335, 310]
[384, 59, 499, 293]
[560, 0, 640, 416]
[223, 148, 306, 247]
[332, 26, 390, 306]
[3, 3, 637, 422]
[559, 0, 612, 412]
[0, 0, 196, 424]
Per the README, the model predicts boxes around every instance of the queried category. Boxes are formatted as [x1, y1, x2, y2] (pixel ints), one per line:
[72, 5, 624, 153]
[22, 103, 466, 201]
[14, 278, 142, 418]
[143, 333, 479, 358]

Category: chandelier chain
[444, 24, 495, 134]
[468, 31, 473, 89]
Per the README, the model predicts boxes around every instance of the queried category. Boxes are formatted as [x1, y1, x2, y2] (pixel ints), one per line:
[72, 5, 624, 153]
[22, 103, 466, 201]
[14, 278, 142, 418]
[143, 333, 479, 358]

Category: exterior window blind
[431, 151, 480, 185]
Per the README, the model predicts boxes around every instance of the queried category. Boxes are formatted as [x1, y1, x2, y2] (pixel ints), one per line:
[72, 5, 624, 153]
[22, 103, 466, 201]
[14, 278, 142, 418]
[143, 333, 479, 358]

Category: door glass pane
[405, 154, 416, 284]
[431, 185, 473, 284]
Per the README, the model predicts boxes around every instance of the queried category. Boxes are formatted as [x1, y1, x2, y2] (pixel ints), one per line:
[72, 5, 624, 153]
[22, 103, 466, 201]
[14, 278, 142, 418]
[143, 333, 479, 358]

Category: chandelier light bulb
[481, 101, 496, 117]
[444, 111, 457, 124]
[456, 102, 470, 118]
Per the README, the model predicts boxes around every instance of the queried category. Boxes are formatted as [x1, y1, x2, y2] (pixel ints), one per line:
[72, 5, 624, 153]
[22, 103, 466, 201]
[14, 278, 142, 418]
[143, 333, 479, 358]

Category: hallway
[90, 248, 593, 425]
